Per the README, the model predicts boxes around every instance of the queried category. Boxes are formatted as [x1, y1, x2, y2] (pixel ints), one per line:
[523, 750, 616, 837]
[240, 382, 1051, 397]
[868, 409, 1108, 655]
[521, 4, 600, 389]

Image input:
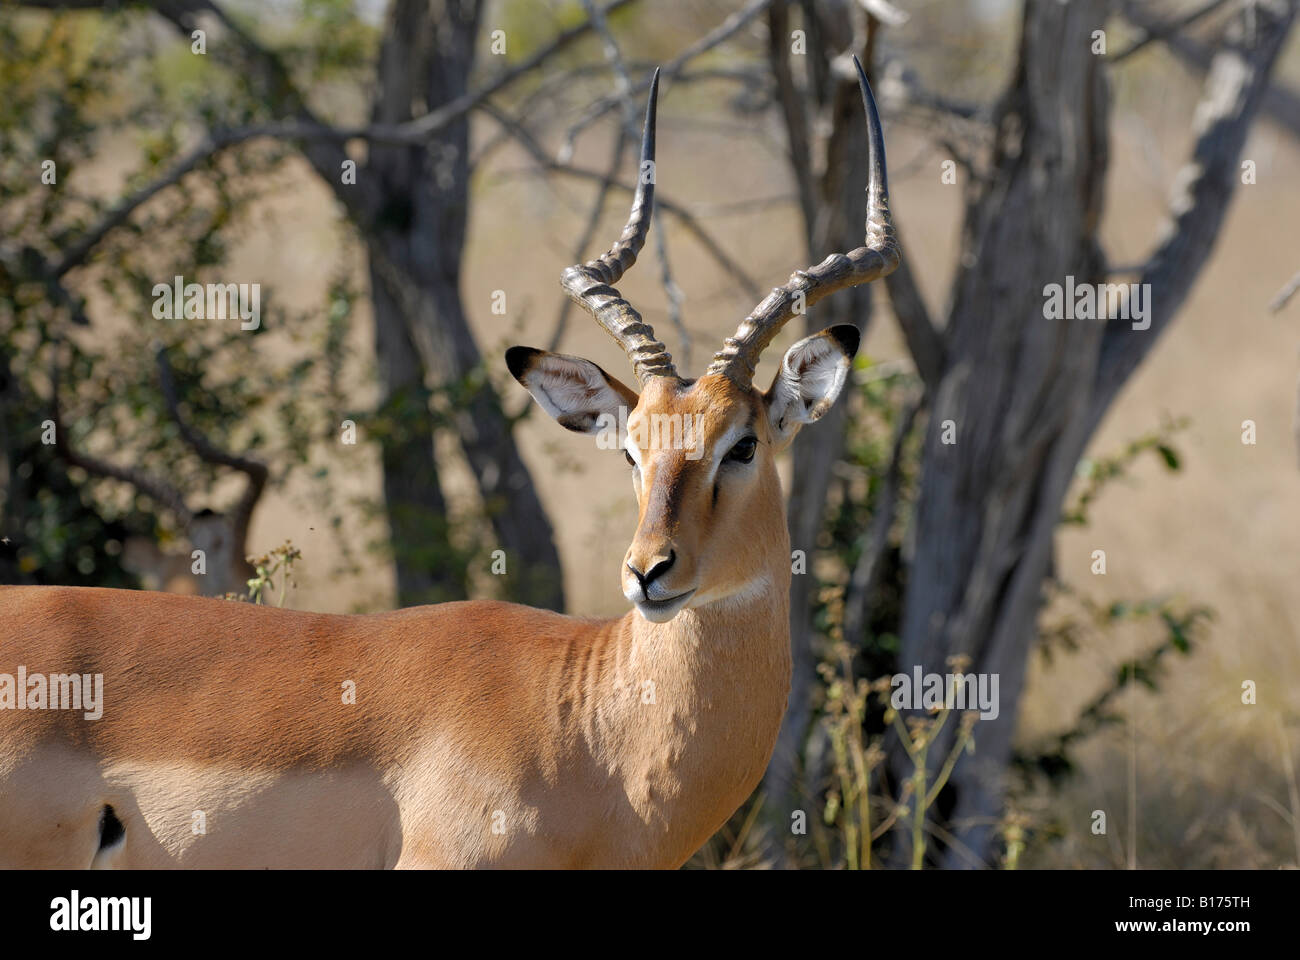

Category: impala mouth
[633, 589, 696, 623]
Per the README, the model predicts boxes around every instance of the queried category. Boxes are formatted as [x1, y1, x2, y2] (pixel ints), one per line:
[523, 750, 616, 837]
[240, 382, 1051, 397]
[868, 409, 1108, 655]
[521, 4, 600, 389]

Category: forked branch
[49, 340, 192, 524]
[1092, 0, 1298, 427]
[155, 345, 269, 555]
[49, 338, 269, 561]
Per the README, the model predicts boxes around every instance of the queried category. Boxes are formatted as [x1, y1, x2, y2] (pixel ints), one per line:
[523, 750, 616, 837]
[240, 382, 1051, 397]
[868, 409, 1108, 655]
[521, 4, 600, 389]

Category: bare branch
[578, 0, 691, 367]
[767, 0, 817, 257]
[546, 124, 631, 352]
[472, 62, 766, 171]
[707, 58, 899, 383]
[480, 102, 761, 300]
[1110, 0, 1233, 63]
[1120, 0, 1300, 139]
[934, 135, 978, 180]
[48, 337, 193, 523]
[562, 0, 774, 156]
[155, 345, 268, 555]
[51, 129, 251, 278]
[1270, 267, 1300, 312]
[41, 0, 641, 277]
[882, 230, 945, 389]
[377, 0, 641, 146]
[32, 251, 191, 517]
[154, 346, 267, 483]
[30, 0, 368, 278]
[650, 208, 689, 368]
[150, 0, 372, 214]
[154, 0, 637, 147]
[1093, 0, 1298, 427]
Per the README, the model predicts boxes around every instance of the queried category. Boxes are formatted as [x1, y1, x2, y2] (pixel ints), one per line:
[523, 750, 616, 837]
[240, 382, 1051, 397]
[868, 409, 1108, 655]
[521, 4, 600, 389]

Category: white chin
[634, 593, 693, 623]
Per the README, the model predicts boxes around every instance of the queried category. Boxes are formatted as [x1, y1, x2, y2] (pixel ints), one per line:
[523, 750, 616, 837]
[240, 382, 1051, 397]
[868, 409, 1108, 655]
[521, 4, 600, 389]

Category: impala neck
[585, 548, 792, 864]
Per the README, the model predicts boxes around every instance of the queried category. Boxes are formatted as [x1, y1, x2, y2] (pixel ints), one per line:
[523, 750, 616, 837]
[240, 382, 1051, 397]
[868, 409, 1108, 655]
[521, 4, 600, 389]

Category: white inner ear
[768, 333, 852, 436]
[522, 354, 630, 436]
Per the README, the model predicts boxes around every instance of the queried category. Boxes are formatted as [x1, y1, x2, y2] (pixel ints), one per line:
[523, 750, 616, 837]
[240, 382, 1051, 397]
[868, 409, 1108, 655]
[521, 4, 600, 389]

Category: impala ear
[764, 325, 860, 448]
[506, 346, 639, 435]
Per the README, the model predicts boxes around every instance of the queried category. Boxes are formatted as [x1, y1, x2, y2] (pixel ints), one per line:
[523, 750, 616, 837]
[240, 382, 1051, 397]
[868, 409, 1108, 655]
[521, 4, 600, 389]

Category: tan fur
[0, 374, 799, 869]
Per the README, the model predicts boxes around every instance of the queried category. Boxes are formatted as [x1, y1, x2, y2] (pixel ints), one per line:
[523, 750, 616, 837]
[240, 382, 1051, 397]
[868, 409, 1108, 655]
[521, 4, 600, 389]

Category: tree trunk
[148, 0, 565, 611]
[894, 0, 1296, 868]
[366, 0, 565, 610]
[370, 270, 465, 605]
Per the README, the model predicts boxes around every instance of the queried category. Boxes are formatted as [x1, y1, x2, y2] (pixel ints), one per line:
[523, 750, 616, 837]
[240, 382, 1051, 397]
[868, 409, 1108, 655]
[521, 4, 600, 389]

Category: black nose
[628, 550, 676, 589]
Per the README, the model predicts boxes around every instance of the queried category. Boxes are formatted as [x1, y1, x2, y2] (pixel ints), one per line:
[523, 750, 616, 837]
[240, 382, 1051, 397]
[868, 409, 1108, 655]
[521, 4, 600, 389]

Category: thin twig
[48, 333, 193, 523]
[767, 0, 816, 256]
[480, 101, 761, 300]
[1270, 267, 1300, 312]
[46, 0, 639, 278]
[1111, 0, 1233, 63]
[579, 0, 690, 366]
[154, 346, 268, 481]
[882, 233, 945, 390]
[651, 208, 689, 368]
[561, 0, 775, 157]
[547, 123, 630, 351]
[156, 344, 268, 556]
[51, 130, 248, 278]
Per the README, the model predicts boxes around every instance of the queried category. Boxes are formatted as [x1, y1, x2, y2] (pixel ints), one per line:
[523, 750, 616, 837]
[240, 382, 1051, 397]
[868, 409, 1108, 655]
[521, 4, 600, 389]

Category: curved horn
[560, 68, 677, 385]
[706, 55, 900, 383]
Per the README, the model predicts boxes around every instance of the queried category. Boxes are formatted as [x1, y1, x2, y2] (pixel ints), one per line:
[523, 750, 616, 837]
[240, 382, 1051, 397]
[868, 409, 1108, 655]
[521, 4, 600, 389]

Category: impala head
[509, 61, 899, 623]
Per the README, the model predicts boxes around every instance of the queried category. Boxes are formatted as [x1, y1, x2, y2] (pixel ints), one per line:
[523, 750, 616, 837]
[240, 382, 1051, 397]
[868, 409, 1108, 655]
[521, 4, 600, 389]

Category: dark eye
[727, 436, 757, 464]
[624, 449, 636, 467]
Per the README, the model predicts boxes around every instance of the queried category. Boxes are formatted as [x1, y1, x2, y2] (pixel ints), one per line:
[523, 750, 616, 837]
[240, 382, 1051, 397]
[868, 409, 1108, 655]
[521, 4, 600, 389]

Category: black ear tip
[827, 324, 861, 359]
[505, 345, 540, 381]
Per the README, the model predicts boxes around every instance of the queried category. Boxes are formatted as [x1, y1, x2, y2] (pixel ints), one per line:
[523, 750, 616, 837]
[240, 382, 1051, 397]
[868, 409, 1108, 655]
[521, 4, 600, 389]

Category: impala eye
[624, 448, 636, 467]
[727, 436, 758, 464]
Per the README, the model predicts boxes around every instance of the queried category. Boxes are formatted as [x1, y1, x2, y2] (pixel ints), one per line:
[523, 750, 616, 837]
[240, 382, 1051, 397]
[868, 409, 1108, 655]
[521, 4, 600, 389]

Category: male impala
[0, 59, 898, 869]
